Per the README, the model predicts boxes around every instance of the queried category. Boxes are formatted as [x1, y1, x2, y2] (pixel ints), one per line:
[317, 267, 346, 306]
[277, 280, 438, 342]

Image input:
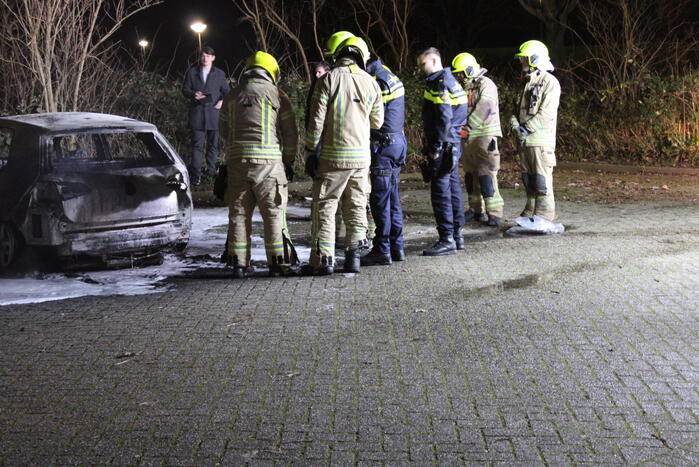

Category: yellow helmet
[515, 40, 550, 68]
[451, 52, 480, 79]
[335, 36, 370, 68]
[245, 51, 280, 83]
[324, 31, 355, 58]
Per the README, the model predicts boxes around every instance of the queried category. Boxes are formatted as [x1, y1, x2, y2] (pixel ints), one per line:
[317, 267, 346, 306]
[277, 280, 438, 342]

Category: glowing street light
[138, 39, 149, 54]
[190, 22, 207, 51]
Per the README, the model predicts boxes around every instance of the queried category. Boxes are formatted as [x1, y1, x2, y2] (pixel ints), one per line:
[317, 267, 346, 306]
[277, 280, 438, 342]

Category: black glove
[436, 144, 457, 177]
[284, 164, 294, 182]
[419, 159, 433, 182]
[304, 152, 319, 178]
[370, 129, 391, 145]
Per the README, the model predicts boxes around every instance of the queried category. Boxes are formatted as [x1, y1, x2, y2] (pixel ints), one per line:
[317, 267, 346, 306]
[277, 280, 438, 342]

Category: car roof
[0, 112, 157, 133]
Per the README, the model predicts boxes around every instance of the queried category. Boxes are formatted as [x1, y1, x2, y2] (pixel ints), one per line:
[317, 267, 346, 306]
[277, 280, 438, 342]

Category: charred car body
[0, 113, 192, 270]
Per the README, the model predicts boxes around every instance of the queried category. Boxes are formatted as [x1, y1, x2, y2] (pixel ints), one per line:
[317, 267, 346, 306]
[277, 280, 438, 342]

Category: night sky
[122, 0, 548, 77]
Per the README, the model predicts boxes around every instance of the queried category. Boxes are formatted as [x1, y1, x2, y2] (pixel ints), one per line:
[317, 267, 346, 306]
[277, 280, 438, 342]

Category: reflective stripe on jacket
[305, 57, 384, 169]
[366, 59, 405, 134]
[422, 68, 467, 154]
[464, 75, 502, 138]
[226, 68, 298, 165]
[518, 70, 560, 148]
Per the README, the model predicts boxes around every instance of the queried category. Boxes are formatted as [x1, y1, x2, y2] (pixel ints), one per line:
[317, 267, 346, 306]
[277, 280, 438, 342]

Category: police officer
[451, 52, 504, 226]
[303, 37, 384, 275]
[417, 47, 468, 255]
[226, 51, 299, 278]
[361, 56, 407, 266]
[509, 40, 561, 221]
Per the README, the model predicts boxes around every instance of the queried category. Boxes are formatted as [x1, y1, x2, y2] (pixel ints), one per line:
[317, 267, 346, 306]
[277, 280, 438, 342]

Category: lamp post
[190, 22, 207, 52]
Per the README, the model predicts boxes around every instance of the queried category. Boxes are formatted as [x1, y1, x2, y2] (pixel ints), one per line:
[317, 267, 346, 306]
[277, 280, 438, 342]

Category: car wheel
[0, 222, 21, 270]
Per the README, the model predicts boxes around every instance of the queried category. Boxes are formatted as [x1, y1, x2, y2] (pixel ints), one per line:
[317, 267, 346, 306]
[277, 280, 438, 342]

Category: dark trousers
[430, 145, 465, 239]
[369, 137, 406, 254]
[191, 129, 219, 179]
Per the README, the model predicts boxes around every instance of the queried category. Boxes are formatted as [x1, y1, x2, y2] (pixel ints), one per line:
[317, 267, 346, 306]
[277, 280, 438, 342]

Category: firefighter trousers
[226, 161, 291, 266]
[461, 136, 504, 218]
[310, 167, 370, 267]
[519, 146, 556, 220]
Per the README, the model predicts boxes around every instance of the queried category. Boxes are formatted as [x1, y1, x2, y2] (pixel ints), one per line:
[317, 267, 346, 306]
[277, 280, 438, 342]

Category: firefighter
[305, 31, 354, 179]
[417, 47, 468, 255]
[303, 36, 384, 275]
[451, 52, 504, 227]
[226, 51, 299, 278]
[509, 40, 561, 221]
[361, 56, 407, 265]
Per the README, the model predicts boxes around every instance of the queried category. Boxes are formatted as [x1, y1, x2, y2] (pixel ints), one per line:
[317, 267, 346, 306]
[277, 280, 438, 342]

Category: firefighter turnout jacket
[305, 57, 384, 169]
[518, 69, 560, 148]
[464, 73, 502, 138]
[226, 68, 298, 165]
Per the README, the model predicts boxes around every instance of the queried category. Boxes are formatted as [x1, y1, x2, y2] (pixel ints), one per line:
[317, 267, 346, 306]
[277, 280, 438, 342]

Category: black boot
[301, 255, 334, 276]
[391, 249, 406, 262]
[484, 215, 502, 227]
[422, 237, 457, 256]
[232, 266, 246, 279]
[344, 249, 360, 273]
[227, 254, 248, 278]
[360, 248, 392, 266]
[454, 233, 465, 250]
[464, 209, 488, 223]
[269, 255, 284, 277]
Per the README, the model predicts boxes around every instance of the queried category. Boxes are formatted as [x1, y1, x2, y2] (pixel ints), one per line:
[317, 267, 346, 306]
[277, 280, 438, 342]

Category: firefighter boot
[485, 215, 502, 227]
[464, 209, 488, 223]
[301, 255, 334, 276]
[422, 237, 457, 256]
[269, 255, 286, 277]
[360, 248, 392, 266]
[227, 254, 247, 279]
[344, 248, 361, 273]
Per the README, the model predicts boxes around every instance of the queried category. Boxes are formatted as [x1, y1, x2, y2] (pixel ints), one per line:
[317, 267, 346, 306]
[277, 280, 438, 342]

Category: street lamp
[138, 39, 149, 55]
[190, 22, 207, 52]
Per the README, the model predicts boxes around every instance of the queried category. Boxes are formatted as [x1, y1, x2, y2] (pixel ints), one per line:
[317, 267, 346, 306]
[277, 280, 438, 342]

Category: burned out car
[0, 112, 192, 270]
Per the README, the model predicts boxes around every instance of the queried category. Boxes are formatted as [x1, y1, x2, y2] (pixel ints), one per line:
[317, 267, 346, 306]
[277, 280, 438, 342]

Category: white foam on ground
[0, 206, 311, 306]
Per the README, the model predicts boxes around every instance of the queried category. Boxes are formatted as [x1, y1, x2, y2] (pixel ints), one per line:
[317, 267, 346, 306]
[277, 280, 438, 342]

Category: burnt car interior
[50, 131, 171, 170]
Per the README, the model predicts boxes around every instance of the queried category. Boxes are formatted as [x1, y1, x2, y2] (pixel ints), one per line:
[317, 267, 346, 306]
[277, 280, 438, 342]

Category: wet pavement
[1, 181, 699, 465]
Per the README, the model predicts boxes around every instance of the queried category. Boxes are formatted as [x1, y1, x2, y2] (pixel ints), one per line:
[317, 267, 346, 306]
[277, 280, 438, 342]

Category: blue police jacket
[421, 68, 467, 153]
[366, 59, 405, 134]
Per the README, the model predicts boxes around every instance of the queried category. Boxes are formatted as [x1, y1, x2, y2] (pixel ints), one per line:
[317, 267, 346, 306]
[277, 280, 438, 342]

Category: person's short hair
[314, 61, 331, 72]
[418, 47, 441, 59]
[201, 45, 215, 56]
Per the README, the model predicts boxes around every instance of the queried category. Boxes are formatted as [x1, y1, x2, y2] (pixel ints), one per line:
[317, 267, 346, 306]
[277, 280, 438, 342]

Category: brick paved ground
[1, 188, 698, 465]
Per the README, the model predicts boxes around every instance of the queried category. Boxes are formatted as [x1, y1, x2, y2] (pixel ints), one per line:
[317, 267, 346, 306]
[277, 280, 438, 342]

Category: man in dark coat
[182, 46, 230, 185]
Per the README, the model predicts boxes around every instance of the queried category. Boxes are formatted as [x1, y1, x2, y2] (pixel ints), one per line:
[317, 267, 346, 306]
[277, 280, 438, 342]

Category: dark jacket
[182, 65, 230, 130]
[421, 68, 468, 154]
[366, 59, 405, 134]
